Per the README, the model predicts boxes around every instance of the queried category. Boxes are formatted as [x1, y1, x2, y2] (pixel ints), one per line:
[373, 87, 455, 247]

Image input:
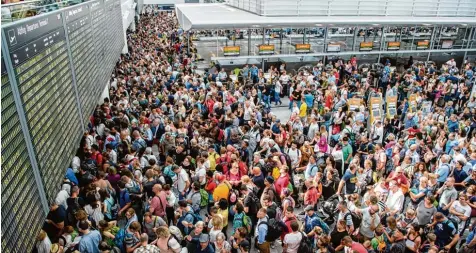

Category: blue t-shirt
[79, 230, 101, 253]
[434, 219, 457, 247]
[436, 164, 450, 183]
[304, 93, 314, 108]
[119, 190, 131, 209]
[342, 169, 357, 194]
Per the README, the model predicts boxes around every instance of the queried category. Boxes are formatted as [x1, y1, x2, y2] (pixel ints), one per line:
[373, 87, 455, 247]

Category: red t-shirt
[349, 242, 368, 253]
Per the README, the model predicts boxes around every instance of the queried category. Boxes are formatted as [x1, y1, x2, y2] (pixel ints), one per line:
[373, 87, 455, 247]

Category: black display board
[1, 1, 124, 250]
[6, 12, 83, 200]
[1, 56, 45, 252]
[66, 4, 98, 124]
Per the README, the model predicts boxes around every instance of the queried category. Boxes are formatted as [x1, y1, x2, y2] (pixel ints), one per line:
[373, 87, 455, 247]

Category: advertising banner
[295, 43, 311, 53]
[359, 42, 373, 51]
[223, 46, 240, 56]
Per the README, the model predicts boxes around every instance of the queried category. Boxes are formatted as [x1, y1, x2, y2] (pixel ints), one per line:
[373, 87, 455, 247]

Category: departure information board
[91, 0, 108, 92]
[1, 57, 45, 253]
[66, 4, 99, 124]
[4, 12, 83, 200]
[1, 1, 124, 251]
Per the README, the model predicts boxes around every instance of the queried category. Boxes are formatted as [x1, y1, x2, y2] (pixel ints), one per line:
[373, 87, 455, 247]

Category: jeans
[289, 100, 293, 110]
[275, 91, 281, 104]
[263, 95, 270, 108]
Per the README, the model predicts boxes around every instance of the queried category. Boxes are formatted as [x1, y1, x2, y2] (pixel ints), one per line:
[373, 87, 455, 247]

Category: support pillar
[248, 29, 251, 56]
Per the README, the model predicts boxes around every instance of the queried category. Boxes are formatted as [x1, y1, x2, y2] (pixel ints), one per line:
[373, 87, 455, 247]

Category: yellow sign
[416, 40, 429, 50]
[295, 44, 311, 53]
[258, 44, 275, 55]
[370, 97, 383, 124]
[386, 96, 398, 119]
[409, 94, 417, 113]
[224, 46, 240, 56]
[360, 42, 373, 51]
[347, 98, 363, 111]
[387, 41, 400, 50]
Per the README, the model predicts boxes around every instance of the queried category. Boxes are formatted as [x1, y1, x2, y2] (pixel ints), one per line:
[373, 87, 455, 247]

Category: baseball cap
[199, 234, 209, 243]
[304, 205, 314, 212]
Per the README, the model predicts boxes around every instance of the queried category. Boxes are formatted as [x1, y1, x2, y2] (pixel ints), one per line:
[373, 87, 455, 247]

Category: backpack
[281, 153, 292, 169]
[217, 129, 225, 142]
[192, 189, 209, 211]
[113, 228, 126, 252]
[242, 214, 253, 234]
[247, 191, 261, 214]
[344, 212, 362, 230]
[297, 232, 313, 253]
[260, 218, 283, 242]
[128, 180, 141, 195]
[82, 160, 97, 172]
[105, 198, 119, 220]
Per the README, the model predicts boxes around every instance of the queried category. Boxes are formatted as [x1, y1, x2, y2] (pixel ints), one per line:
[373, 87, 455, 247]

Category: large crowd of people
[33, 6, 476, 253]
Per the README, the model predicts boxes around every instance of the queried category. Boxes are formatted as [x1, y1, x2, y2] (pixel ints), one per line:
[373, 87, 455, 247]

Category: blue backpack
[113, 228, 126, 252]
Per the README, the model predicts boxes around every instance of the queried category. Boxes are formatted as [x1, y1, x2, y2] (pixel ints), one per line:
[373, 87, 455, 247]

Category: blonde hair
[241, 175, 250, 184]
[155, 226, 170, 238]
[212, 216, 223, 229]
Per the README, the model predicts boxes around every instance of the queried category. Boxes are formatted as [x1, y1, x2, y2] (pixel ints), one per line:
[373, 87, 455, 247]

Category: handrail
[227, 0, 476, 17]
[1, 0, 88, 23]
[1, 0, 43, 8]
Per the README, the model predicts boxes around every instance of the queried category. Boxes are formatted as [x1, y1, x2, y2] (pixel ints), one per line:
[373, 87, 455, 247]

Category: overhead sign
[359, 42, 373, 51]
[386, 96, 398, 119]
[387, 41, 401, 50]
[327, 43, 341, 52]
[416, 41, 430, 50]
[295, 43, 311, 53]
[258, 44, 275, 55]
[441, 40, 453, 49]
[223, 46, 240, 56]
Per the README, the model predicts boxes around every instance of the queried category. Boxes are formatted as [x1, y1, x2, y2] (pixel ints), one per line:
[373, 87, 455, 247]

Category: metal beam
[211, 48, 476, 61]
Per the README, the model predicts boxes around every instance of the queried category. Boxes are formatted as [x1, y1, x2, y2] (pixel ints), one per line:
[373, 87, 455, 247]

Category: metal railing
[227, 0, 476, 17]
[1, 0, 86, 23]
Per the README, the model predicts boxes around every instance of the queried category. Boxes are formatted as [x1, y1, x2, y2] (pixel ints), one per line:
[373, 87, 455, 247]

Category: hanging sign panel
[327, 43, 341, 52]
[224, 46, 240, 56]
[295, 43, 311, 53]
[258, 44, 275, 55]
[359, 42, 373, 51]
[387, 41, 401, 50]
[441, 40, 453, 49]
[416, 41, 430, 50]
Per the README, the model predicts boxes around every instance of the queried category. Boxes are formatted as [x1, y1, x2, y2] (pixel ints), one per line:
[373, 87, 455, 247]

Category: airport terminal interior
[1, 0, 476, 252]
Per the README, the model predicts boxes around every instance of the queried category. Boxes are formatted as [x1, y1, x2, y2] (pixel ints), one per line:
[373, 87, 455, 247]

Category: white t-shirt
[176, 169, 190, 193]
[287, 148, 301, 168]
[450, 200, 471, 218]
[195, 166, 207, 185]
[280, 75, 290, 84]
[283, 232, 303, 253]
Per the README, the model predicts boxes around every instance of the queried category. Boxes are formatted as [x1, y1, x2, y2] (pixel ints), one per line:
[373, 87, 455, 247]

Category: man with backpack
[429, 212, 459, 252]
[241, 185, 261, 231]
[255, 208, 271, 253]
[177, 200, 201, 236]
[303, 205, 330, 235]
